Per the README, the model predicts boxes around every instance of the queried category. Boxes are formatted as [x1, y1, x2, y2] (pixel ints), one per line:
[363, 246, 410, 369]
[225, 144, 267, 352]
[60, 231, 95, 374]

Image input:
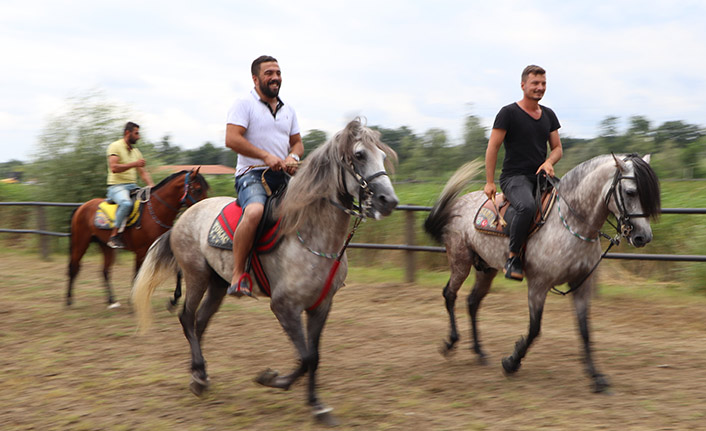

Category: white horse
[424, 154, 660, 392]
[131, 118, 399, 426]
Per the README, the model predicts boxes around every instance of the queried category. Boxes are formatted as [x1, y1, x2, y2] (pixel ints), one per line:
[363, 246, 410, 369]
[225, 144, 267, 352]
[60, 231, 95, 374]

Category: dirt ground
[1, 252, 706, 431]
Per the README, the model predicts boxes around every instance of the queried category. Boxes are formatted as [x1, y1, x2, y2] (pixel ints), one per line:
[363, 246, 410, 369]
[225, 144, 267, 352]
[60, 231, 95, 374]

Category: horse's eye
[354, 150, 365, 160]
[625, 189, 637, 197]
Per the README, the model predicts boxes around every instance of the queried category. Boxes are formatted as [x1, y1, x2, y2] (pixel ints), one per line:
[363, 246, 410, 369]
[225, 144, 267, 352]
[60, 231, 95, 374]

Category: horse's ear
[192, 166, 201, 177]
[642, 154, 651, 164]
[612, 153, 628, 172]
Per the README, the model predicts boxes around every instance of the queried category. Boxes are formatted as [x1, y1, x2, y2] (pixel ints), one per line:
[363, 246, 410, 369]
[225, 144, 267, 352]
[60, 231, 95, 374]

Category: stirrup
[227, 273, 254, 298]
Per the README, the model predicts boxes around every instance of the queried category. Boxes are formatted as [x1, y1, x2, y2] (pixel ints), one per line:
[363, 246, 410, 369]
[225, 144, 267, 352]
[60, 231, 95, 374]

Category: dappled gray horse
[424, 154, 660, 392]
[131, 119, 398, 425]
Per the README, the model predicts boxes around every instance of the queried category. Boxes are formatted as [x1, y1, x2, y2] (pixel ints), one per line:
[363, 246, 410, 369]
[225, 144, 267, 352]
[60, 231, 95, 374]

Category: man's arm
[137, 166, 154, 187]
[536, 130, 562, 177]
[225, 124, 286, 171]
[285, 133, 304, 174]
[108, 155, 145, 173]
[484, 128, 506, 199]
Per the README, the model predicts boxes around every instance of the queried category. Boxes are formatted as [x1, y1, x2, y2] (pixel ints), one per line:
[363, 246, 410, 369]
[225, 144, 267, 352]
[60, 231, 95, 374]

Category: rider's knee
[243, 203, 264, 221]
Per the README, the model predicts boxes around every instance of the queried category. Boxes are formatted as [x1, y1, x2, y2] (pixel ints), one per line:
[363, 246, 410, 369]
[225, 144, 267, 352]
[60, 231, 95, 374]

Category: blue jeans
[235, 169, 288, 209]
[107, 183, 139, 230]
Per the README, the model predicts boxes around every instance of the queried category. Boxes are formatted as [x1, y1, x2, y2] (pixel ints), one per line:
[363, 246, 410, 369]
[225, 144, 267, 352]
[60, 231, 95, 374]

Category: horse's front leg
[502, 283, 546, 374]
[305, 303, 338, 426]
[256, 300, 308, 391]
[99, 243, 119, 308]
[572, 278, 610, 393]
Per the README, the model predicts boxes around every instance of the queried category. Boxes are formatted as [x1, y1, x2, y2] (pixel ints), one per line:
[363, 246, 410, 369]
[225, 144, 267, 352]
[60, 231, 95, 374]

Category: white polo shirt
[227, 88, 300, 176]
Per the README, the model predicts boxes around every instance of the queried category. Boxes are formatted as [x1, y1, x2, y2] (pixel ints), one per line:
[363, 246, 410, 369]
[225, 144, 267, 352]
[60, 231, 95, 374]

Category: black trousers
[500, 175, 537, 255]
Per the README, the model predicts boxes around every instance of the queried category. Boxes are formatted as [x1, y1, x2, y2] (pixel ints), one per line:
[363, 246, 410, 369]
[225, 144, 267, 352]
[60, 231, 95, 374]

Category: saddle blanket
[94, 200, 141, 230]
[207, 200, 283, 297]
[474, 189, 557, 237]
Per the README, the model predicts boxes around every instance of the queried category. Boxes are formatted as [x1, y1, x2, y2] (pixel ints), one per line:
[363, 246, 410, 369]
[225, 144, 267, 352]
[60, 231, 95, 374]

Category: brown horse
[67, 168, 208, 307]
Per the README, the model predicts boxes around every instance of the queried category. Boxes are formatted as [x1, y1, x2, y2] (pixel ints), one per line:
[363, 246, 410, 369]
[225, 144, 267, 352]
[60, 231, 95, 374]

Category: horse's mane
[560, 154, 660, 219]
[152, 170, 209, 193]
[277, 118, 397, 235]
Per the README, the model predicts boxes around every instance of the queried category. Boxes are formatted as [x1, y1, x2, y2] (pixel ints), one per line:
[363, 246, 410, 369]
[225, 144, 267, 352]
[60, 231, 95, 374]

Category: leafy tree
[460, 114, 488, 161]
[155, 134, 183, 164]
[302, 129, 328, 158]
[184, 142, 229, 165]
[372, 126, 417, 164]
[29, 92, 132, 203]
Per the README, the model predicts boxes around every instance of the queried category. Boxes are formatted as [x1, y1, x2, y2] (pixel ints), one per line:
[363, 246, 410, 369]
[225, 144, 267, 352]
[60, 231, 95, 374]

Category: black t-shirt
[493, 102, 560, 180]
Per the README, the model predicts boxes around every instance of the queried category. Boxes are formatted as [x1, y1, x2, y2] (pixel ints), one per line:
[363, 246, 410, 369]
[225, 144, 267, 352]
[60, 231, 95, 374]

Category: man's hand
[536, 160, 555, 177]
[263, 153, 286, 171]
[484, 182, 497, 200]
[284, 155, 300, 175]
[133, 159, 146, 168]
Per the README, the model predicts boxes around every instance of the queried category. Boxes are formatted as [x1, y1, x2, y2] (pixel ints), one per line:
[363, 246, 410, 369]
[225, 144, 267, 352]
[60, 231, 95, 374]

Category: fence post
[405, 209, 416, 283]
[37, 205, 50, 260]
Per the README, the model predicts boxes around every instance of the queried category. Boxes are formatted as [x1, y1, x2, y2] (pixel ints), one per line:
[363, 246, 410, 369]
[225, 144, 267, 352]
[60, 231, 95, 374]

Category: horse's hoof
[313, 405, 338, 427]
[501, 356, 520, 374]
[255, 368, 279, 386]
[166, 299, 177, 313]
[593, 374, 611, 393]
[190, 374, 210, 397]
[439, 341, 456, 357]
[107, 302, 121, 310]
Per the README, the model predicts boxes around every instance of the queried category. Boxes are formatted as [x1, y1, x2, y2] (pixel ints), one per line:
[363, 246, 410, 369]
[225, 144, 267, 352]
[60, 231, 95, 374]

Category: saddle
[474, 174, 557, 238]
[94, 189, 144, 230]
[207, 184, 286, 297]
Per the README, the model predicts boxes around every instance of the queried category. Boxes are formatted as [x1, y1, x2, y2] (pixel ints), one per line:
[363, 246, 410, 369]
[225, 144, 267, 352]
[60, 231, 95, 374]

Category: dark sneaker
[227, 273, 254, 298]
[503, 256, 524, 281]
[107, 235, 126, 249]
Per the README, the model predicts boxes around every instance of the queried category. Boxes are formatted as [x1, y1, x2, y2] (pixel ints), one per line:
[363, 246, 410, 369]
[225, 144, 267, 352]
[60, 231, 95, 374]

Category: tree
[30, 92, 132, 203]
[302, 129, 328, 158]
[155, 134, 183, 164]
[184, 142, 229, 165]
[461, 114, 488, 161]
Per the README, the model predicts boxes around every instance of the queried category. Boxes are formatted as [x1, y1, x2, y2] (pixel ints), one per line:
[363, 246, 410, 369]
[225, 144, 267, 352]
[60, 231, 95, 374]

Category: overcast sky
[2, 0, 705, 163]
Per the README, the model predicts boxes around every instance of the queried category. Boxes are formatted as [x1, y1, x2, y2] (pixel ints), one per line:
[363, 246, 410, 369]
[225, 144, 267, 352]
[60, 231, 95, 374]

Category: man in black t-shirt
[484, 65, 563, 281]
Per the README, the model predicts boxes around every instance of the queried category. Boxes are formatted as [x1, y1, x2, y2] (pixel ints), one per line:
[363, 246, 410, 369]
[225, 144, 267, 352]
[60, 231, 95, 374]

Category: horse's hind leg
[502, 280, 547, 374]
[194, 271, 228, 341]
[98, 243, 119, 307]
[572, 277, 610, 393]
[468, 267, 498, 364]
[167, 270, 183, 313]
[440, 244, 473, 356]
[178, 268, 210, 396]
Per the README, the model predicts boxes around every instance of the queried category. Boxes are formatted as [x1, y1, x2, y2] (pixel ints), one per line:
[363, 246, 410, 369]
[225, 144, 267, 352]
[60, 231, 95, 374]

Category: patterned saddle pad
[94, 200, 142, 230]
[474, 189, 557, 237]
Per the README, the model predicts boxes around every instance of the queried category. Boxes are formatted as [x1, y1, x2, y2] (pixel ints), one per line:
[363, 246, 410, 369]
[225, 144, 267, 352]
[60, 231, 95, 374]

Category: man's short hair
[251, 55, 278, 76]
[521, 65, 546, 82]
[124, 122, 140, 133]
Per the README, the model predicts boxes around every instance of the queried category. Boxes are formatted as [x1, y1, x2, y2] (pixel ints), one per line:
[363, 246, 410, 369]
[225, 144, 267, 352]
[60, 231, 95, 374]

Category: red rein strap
[306, 218, 361, 312]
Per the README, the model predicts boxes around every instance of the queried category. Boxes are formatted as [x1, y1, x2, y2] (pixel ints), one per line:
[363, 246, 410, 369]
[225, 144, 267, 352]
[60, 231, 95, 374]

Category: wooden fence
[1, 202, 705, 281]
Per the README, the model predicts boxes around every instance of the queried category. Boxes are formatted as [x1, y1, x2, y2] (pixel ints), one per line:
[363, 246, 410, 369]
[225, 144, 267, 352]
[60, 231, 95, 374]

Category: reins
[543, 168, 625, 296]
[146, 171, 200, 229]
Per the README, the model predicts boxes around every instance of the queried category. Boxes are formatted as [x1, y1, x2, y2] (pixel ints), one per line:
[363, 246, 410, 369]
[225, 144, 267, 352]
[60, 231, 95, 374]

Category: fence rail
[2, 202, 705, 280]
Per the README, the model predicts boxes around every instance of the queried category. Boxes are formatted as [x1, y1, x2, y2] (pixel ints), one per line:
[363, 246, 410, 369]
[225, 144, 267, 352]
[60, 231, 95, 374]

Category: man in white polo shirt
[225, 55, 304, 297]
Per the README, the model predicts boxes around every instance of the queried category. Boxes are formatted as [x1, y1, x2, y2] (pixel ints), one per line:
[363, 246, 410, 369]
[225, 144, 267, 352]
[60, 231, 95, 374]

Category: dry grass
[1, 252, 706, 430]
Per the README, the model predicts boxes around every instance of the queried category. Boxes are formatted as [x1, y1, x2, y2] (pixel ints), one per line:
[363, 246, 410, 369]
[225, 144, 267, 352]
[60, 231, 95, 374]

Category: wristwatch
[288, 153, 300, 162]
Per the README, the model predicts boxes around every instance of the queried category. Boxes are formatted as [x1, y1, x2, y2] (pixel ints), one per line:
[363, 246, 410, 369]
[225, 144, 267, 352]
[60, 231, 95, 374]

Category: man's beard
[259, 80, 281, 98]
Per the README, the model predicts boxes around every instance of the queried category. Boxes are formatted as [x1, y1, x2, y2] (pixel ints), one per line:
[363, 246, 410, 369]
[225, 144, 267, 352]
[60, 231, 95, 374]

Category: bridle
[603, 162, 649, 239]
[147, 171, 202, 229]
[329, 158, 389, 220]
[550, 155, 647, 295]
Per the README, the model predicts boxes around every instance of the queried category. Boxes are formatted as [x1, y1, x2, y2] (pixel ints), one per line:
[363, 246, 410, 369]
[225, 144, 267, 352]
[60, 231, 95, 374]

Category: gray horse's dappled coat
[131, 118, 398, 425]
[425, 154, 660, 393]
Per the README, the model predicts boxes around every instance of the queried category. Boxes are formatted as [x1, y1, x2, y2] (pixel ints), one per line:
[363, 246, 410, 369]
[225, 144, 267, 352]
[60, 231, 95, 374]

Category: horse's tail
[131, 230, 178, 332]
[424, 161, 482, 243]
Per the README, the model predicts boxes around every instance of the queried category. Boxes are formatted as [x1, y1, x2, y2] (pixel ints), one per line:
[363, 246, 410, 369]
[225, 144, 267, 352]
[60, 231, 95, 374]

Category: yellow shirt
[106, 138, 144, 185]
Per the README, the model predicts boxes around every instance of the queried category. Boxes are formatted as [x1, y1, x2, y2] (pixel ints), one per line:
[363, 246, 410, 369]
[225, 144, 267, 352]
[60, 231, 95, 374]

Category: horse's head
[605, 154, 661, 247]
[181, 167, 209, 206]
[338, 118, 399, 219]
